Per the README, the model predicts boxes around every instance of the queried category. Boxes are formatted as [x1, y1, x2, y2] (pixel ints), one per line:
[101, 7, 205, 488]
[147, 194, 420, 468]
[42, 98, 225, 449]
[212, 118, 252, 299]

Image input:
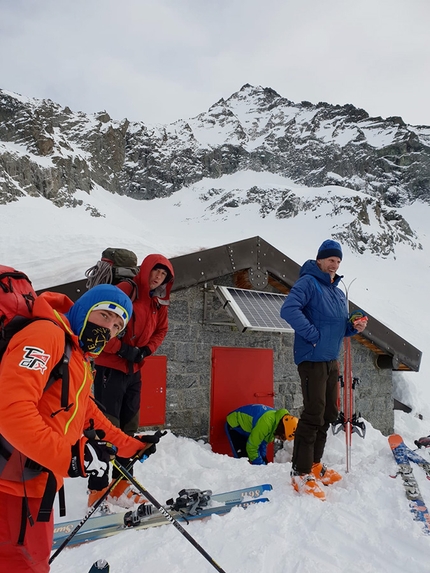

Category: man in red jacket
[90, 254, 174, 508]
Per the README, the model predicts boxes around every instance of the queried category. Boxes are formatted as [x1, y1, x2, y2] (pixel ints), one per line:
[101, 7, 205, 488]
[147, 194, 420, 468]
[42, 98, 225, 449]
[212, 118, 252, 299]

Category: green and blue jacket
[226, 404, 288, 464]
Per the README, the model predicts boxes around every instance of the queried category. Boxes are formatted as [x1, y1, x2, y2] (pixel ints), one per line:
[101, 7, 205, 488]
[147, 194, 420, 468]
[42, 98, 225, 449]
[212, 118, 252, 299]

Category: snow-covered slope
[52, 419, 430, 573]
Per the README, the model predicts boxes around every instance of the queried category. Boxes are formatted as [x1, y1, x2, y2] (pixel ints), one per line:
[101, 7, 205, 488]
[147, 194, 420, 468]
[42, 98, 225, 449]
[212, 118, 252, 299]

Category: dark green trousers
[292, 360, 339, 474]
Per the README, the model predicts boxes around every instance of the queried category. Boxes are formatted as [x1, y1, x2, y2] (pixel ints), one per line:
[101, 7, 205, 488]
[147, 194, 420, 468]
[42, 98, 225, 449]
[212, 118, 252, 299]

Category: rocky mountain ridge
[1, 84, 429, 256]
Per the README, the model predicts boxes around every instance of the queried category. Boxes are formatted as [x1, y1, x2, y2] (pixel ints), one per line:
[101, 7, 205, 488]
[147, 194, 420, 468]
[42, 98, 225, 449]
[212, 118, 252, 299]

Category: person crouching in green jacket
[225, 404, 298, 465]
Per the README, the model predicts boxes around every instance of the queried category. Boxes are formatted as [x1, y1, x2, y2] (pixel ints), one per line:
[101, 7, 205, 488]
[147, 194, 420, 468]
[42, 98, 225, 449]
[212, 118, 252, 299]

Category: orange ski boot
[291, 471, 326, 500]
[311, 462, 342, 486]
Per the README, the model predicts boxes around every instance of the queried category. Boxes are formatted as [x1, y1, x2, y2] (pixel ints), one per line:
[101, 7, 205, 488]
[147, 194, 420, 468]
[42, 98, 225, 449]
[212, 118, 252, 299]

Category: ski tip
[88, 560, 110, 573]
[388, 434, 403, 449]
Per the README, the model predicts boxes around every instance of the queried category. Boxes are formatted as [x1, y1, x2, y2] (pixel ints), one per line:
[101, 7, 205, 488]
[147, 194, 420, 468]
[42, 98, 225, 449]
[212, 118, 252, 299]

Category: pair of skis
[388, 434, 430, 535]
[53, 483, 272, 550]
[332, 334, 366, 472]
[332, 279, 367, 472]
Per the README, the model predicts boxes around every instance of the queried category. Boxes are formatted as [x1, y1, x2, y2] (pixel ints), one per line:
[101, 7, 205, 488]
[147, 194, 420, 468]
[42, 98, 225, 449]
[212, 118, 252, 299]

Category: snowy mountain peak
[0, 85, 429, 256]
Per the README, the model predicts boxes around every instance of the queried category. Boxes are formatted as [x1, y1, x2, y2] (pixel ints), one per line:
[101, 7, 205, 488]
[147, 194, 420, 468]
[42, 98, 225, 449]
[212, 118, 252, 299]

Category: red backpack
[0, 266, 36, 320]
[0, 266, 38, 357]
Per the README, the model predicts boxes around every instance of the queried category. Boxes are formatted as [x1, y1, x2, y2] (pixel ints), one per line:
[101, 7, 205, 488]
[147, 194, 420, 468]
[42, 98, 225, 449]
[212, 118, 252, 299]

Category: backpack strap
[36, 471, 59, 522]
[57, 485, 66, 517]
[18, 497, 30, 545]
[45, 332, 74, 410]
[119, 278, 138, 303]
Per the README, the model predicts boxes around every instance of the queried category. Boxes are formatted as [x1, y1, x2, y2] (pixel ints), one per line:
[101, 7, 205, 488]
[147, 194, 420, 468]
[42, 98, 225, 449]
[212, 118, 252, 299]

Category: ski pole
[112, 460, 228, 573]
[49, 430, 166, 564]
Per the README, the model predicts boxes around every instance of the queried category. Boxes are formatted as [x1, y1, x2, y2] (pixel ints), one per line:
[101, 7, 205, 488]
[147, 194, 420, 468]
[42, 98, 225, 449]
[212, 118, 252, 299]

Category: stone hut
[41, 236, 422, 451]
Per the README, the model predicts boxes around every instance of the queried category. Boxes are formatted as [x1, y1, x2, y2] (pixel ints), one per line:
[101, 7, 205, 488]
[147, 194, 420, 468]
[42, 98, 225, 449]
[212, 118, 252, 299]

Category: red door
[139, 355, 167, 427]
[209, 347, 274, 458]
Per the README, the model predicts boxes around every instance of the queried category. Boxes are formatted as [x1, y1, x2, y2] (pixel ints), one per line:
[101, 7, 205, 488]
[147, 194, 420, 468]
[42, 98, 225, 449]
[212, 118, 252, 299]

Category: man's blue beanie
[316, 239, 343, 261]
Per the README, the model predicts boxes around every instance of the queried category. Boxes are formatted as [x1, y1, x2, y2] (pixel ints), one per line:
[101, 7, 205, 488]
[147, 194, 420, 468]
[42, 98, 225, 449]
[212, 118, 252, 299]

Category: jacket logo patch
[19, 346, 51, 373]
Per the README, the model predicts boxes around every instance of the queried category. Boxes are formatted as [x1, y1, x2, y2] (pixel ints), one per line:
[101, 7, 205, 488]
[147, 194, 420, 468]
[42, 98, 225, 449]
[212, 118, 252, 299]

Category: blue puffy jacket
[280, 260, 356, 365]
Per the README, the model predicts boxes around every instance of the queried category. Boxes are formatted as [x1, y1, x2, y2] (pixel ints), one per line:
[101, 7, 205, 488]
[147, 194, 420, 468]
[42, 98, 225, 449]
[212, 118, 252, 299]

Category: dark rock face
[1, 84, 428, 255]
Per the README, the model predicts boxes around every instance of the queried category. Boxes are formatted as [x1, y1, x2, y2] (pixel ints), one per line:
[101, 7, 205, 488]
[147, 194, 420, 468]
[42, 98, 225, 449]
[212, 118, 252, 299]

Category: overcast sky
[1, 0, 429, 127]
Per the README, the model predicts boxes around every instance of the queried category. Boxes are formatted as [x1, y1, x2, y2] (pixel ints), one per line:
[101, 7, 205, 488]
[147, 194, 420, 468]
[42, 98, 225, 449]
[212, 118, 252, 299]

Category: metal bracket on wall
[201, 283, 236, 327]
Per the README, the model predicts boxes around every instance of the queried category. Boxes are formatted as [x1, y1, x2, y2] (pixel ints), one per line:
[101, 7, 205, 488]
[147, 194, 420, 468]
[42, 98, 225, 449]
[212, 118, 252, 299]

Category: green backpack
[85, 248, 139, 298]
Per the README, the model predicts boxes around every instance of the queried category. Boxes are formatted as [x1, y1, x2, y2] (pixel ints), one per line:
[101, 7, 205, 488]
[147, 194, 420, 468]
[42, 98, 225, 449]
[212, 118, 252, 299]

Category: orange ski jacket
[0, 291, 145, 499]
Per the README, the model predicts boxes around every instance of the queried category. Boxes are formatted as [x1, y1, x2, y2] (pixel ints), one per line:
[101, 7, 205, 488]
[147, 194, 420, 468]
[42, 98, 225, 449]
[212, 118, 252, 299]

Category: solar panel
[215, 286, 293, 333]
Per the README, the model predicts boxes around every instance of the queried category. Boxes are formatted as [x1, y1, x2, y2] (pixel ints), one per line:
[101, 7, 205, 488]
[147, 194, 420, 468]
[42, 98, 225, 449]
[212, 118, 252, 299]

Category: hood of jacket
[274, 408, 289, 427]
[135, 254, 174, 304]
[64, 284, 133, 338]
[33, 291, 74, 331]
[299, 259, 343, 287]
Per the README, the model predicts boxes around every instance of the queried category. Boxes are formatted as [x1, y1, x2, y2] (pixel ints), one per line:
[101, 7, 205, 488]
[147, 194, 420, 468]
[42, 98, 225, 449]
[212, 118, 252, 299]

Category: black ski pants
[225, 424, 249, 459]
[225, 425, 268, 464]
[292, 360, 339, 475]
[89, 366, 142, 488]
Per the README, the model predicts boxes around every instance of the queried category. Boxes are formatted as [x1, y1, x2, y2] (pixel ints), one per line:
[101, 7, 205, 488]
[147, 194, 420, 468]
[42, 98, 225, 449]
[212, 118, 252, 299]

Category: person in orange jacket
[91, 254, 174, 508]
[0, 284, 154, 573]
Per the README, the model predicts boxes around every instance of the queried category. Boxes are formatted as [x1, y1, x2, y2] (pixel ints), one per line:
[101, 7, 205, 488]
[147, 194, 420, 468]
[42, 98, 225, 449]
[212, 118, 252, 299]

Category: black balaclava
[79, 322, 111, 354]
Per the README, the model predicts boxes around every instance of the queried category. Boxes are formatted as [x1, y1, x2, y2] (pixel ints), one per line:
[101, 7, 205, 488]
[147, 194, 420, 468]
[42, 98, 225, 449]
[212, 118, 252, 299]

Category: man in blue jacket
[225, 404, 298, 464]
[280, 239, 367, 500]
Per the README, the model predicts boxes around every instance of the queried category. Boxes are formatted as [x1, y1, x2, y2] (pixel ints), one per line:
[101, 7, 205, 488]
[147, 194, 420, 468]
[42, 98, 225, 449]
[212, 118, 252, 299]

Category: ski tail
[212, 483, 272, 504]
[388, 434, 403, 450]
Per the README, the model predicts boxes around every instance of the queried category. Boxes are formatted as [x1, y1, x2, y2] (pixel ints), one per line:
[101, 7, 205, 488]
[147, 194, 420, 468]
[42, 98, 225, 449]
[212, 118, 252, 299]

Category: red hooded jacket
[95, 254, 174, 374]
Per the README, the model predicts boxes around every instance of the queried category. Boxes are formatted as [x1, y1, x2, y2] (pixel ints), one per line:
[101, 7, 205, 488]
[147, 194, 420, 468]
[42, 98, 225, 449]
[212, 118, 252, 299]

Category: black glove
[68, 437, 117, 478]
[135, 431, 164, 459]
[117, 342, 141, 362]
[138, 346, 151, 360]
[117, 343, 151, 363]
